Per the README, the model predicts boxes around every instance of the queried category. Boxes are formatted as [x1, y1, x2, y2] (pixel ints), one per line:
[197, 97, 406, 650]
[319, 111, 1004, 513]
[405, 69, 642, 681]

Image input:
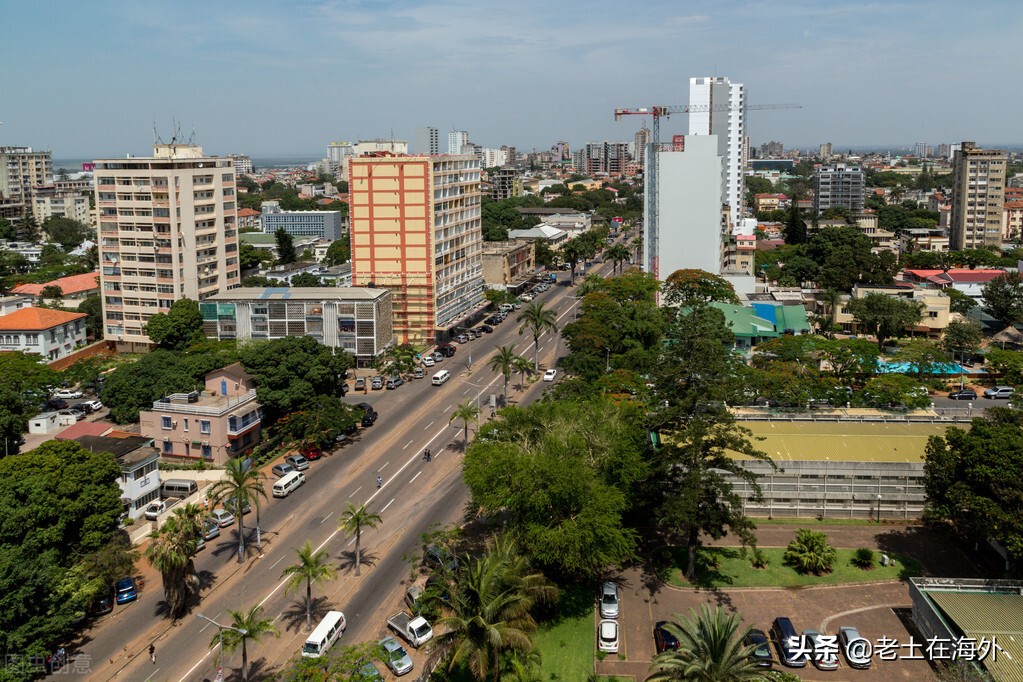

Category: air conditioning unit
[163, 437, 170, 443]
[172, 420, 178, 427]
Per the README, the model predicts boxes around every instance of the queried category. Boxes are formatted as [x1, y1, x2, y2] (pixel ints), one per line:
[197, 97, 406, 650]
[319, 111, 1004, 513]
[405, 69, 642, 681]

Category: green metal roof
[928, 590, 1023, 682]
[709, 303, 779, 340]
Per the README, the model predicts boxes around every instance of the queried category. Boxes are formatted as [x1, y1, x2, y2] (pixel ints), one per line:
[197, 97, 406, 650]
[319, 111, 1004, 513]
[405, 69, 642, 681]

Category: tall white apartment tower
[688, 76, 745, 224]
[447, 130, 469, 156]
[414, 127, 440, 156]
[94, 144, 240, 353]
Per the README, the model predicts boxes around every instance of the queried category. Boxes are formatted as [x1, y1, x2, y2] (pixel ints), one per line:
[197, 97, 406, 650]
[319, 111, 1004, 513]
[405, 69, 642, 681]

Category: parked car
[599, 582, 620, 619]
[543, 369, 558, 382]
[89, 592, 114, 616]
[770, 617, 807, 668]
[285, 454, 310, 471]
[202, 519, 221, 540]
[437, 344, 456, 357]
[422, 356, 435, 367]
[210, 508, 235, 528]
[743, 628, 774, 668]
[58, 409, 84, 422]
[272, 462, 296, 478]
[803, 629, 839, 670]
[387, 610, 434, 648]
[357, 402, 377, 426]
[948, 388, 977, 400]
[68, 403, 89, 417]
[82, 399, 103, 412]
[455, 334, 469, 344]
[301, 442, 323, 460]
[115, 577, 138, 605]
[837, 626, 872, 669]
[984, 386, 1015, 399]
[379, 637, 413, 676]
[432, 351, 444, 363]
[371, 376, 384, 390]
[598, 619, 620, 653]
[224, 496, 252, 515]
[354, 377, 367, 391]
[653, 621, 680, 653]
[413, 367, 425, 379]
[479, 324, 493, 333]
[47, 398, 69, 410]
[358, 662, 384, 681]
[53, 389, 83, 400]
[144, 501, 167, 521]
[386, 376, 404, 390]
[424, 544, 458, 572]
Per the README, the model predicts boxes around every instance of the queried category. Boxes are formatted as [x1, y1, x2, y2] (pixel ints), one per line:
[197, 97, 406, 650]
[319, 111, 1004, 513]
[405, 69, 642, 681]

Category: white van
[431, 370, 451, 386]
[161, 479, 198, 499]
[302, 610, 346, 658]
[272, 470, 305, 498]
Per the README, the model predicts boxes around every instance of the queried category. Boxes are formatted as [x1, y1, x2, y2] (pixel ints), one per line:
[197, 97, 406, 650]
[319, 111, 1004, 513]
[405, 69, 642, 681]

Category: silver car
[599, 582, 620, 619]
[838, 626, 872, 669]
[379, 636, 413, 676]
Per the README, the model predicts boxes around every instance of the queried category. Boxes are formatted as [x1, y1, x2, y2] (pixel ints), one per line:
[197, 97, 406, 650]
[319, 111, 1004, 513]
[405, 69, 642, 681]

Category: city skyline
[3, 0, 1021, 158]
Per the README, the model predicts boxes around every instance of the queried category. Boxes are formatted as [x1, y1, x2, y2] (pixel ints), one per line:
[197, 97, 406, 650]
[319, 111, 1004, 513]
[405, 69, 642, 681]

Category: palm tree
[561, 241, 582, 285]
[144, 503, 205, 620]
[513, 355, 532, 391]
[488, 345, 519, 403]
[338, 502, 382, 576]
[576, 273, 605, 297]
[888, 185, 905, 204]
[606, 243, 632, 275]
[281, 540, 338, 631]
[430, 537, 556, 682]
[516, 301, 558, 371]
[783, 528, 837, 575]
[632, 235, 644, 263]
[208, 458, 267, 564]
[210, 604, 279, 682]
[646, 605, 762, 682]
[450, 400, 481, 445]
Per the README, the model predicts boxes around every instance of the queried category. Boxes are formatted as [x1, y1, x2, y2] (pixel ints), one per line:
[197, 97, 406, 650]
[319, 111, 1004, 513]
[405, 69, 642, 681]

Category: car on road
[354, 377, 366, 391]
[413, 367, 425, 379]
[89, 592, 114, 616]
[53, 389, 83, 400]
[371, 376, 384, 390]
[358, 662, 384, 680]
[599, 582, 619, 619]
[114, 577, 138, 605]
[455, 334, 469, 344]
[479, 324, 493, 333]
[486, 315, 502, 325]
[224, 497, 252, 516]
[948, 388, 977, 400]
[422, 356, 435, 367]
[803, 629, 839, 670]
[272, 462, 296, 478]
[210, 508, 236, 527]
[432, 351, 444, 362]
[598, 619, 619, 653]
[838, 626, 872, 669]
[379, 637, 413, 676]
[653, 621, 680, 653]
[424, 544, 458, 572]
[285, 454, 310, 471]
[82, 399, 103, 412]
[520, 293, 533, 302]
[202, 519, 221, 540]
[68, 403, 89, 418]
[984, 386, 1014, 399]
[743, 628, 774, 668]
[543, 368, 558, 382]
[357, 402, 377, 426]
[386, 376, 404, 389]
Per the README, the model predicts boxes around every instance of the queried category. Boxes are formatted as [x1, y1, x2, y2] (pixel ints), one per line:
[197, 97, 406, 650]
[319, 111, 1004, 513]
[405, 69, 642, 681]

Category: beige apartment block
[0, 146, 52, 220]
[834, 285, 951, 339]
[950, 141, 1007, 250]
[94, 144, 240, 352]
[139, 363, 261, 466]
[482, 240, 536, 293]
[349, 153, 485, 346]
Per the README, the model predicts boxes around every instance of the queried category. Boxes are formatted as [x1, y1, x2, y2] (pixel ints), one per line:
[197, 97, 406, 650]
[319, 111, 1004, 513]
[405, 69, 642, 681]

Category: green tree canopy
[239, 241, 266, 271]
[323, 237, 350, 266]
[847, 292, 924, 350]
[982, 272, 1023, 328]
[275, 228, 297, 264]
[290, 272, 322, 287]
[145, 298, 205, 350]
[42, 217, 91, 251]
[662, 269, 739, 307]
[0, 352, 59, 450]
[239, 336, 352, 417]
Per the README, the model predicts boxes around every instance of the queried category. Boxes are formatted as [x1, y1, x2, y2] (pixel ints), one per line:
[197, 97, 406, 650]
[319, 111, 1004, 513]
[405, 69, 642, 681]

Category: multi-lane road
[75, 250, 621, 682]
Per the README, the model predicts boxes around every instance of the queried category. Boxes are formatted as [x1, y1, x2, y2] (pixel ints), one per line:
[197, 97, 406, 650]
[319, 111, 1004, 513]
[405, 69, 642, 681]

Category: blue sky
[2, 0, 1020, 158]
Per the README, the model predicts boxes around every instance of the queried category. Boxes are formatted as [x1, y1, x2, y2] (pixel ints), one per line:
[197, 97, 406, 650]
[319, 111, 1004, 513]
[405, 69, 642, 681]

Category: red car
[301, 443, 323, 461]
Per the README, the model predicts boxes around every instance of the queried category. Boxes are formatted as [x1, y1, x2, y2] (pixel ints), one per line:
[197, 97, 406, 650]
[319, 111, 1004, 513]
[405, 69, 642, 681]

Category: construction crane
[614, 102, 801, 280]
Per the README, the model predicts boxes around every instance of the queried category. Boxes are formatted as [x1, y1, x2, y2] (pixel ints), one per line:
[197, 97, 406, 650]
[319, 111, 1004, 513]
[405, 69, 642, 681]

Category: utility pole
[196, 613, 247, 677]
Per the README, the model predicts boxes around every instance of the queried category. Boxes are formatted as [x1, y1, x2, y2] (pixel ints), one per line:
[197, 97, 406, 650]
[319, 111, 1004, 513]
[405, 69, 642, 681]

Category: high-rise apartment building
[0, 146, 52, 220]
[448, 130, 469, 155]
[94, 144, 240, 352]
[758, 141, 784, 158]
[950, 141, 1007, 251]
[327, 141, 354, 164]
[643, 135, 724, 282]
[583, 142, 629, 175]
[550, 142, 570, 162]
[689, 76, 745, 224]
[490, 168, 522, 200]
[633, 126, 650, 167]
[349, 154, 485, 345]
[819, 142, 833, 160]
[413, 127, 440, 156]
[813, 164, 865, 215]
[937, 143, 951, 160]
[480, 148, 507, 168]
[227, 154, 253, 174]
[500, 146, 517, 165]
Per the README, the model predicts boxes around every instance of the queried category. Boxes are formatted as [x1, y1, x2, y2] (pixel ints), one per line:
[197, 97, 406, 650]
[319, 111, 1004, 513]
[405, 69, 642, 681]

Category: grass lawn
[533, 584, 595, 680]
[663, 546, 922, 589]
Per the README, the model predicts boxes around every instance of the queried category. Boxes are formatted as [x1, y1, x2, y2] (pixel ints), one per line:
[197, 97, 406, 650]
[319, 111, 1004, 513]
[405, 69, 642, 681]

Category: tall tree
[210, 604, 280, 682]
[323, 237, 350, 266]
[944, 288, 978, 316]
[651, 305, 773, 580]
[940, 320, 983, 362]
[338, 502, 382, 577]
[982, 272, 1023, 328]
[606, 243, 631, 275]
[281, 540, 338, 631]
[0, 352, 58, 451]
[488, 345, 519, 403]
[847, 292, 924, 350]
[662, 269, 740, 307]
[208, 459, 268, 564]
[450, 400, 481, 445]
[516, 301, 558, 371]
[783, 198, 807, 245]
[145, 298, 205, 350]
[290, 272, 321, 287]
[646, 605, 761, 682]
[145, 503, 205, 619]
[275, 228, 297, 264]
[78, 294, 104, 340]
[239, 336, 352, 417]
[42, 217, 91, 251]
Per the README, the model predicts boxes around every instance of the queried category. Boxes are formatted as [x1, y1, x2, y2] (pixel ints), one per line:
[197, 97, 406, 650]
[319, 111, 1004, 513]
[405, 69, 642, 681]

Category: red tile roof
[56, 422, 112, 440]
[237, 208, 261, 217]
[1005, 200, 1023, 209]
[11, 272, 100, 296]
[0, 306, 87, 331]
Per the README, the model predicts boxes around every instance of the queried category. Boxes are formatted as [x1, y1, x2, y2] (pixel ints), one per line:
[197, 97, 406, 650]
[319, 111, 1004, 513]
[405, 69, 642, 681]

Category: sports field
[732, 420, 966, 462]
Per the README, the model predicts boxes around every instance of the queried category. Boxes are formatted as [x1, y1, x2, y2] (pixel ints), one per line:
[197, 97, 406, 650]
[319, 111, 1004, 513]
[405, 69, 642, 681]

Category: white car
[82, 399, 103, 411]
[598, 619, 619, 653]
[543, 369, 558, 382]
[520, 293, 534, 302]
[599, 581, 619, 619]
[53, 389, 83, 400]
[422, 356, 435, 367]
[210, 509, 235, 528]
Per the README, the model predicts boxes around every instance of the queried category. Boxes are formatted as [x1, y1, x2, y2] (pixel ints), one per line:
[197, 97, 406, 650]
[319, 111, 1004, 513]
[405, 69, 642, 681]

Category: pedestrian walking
[376, 476, 382, 489]
[423, 448, 431, 462]
[149, 644, 156, 664]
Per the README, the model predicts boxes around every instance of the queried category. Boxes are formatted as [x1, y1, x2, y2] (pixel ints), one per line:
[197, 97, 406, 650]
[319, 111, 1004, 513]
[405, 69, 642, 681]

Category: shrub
[751, 547, 769, 569]
[852, 547, 875, 569]
[783, 528, 837, 575]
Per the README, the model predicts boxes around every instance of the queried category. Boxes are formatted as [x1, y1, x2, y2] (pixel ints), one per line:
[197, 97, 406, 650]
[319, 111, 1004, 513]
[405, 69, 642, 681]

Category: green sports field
[731, 420, 966, 462]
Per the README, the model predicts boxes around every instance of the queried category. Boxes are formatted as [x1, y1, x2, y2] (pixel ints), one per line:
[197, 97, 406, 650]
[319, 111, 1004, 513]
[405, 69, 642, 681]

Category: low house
[11, 272, 100, 309]
[834, 284, 951, 338]
[508, 224, 569, 246]
[901, 269, 1006, 299]
[0, 307, 88, 361]
[76, 434, 161, 521]
[482, 240, 536, 293]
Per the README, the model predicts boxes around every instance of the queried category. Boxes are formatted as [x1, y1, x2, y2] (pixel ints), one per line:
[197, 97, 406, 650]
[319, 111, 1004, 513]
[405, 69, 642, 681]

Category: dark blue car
[115, 577, 138, 605]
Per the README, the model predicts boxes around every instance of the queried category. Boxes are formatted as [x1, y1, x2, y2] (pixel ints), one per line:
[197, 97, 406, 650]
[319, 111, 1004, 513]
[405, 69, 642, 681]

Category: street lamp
[196, 612, 247, 674]
[876, 494, 882, 523]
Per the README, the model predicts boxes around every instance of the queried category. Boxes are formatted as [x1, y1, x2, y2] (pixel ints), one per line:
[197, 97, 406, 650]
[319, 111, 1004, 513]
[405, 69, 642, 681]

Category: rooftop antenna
[169, 117, 179, 145]
[188, 124, 196, 145]
[153, 122, 164, 145]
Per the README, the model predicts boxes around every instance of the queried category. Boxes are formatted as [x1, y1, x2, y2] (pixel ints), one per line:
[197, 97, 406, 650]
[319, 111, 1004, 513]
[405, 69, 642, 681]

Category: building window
[162, 416, 172, 429]
[201, 444, 213, 458]
[162, 440, 173, 454]
[200, 420, 211, 434]
[183, 418, 189, 431]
